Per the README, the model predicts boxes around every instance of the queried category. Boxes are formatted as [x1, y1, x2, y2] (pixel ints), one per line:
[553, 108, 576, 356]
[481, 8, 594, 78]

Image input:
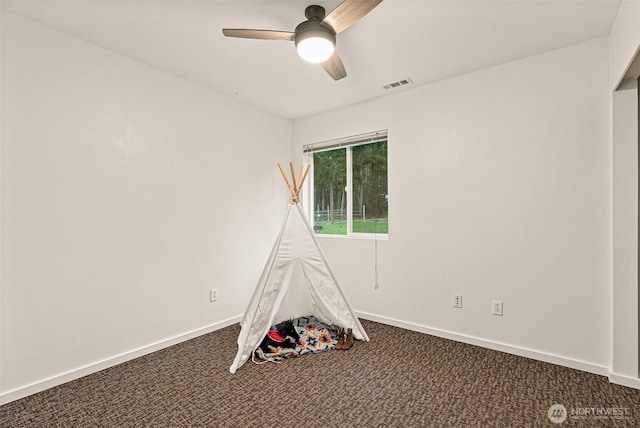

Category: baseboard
[0, 315, 242, 406]
[356, 311, 612, 379]
[609, 372, 640, 389]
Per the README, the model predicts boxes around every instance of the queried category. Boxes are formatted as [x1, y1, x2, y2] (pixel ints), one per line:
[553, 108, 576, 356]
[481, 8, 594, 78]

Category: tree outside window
[311, 138, 388, 237]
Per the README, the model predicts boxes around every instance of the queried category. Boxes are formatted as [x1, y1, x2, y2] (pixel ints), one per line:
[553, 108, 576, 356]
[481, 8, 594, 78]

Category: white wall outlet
[492, 300, 503, 316]
[210, 288, 218, 302]
[453, 294, 462, 308]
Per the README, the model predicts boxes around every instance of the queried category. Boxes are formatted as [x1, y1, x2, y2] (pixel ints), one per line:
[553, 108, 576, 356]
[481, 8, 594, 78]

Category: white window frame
[303, 130, 388, 240]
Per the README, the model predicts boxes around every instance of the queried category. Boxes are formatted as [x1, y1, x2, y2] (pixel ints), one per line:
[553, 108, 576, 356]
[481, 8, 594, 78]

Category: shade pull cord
[374, 237, 379, 290]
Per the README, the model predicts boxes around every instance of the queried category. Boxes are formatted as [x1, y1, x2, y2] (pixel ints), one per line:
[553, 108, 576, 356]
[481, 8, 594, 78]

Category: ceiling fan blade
[323, 0, 383, 34]
[222, 29, 295, 41]
[322, 51, 347, 81]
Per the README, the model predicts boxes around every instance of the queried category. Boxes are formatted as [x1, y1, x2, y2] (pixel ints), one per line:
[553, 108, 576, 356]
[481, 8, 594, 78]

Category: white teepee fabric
[230, 202, 369, 373]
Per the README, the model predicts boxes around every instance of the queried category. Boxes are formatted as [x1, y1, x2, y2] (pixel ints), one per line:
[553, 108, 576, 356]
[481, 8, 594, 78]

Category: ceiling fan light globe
[296, 37, 334, 63]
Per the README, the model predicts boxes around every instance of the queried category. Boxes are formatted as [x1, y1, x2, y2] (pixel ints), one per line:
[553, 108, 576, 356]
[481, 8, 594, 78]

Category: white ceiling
[1, 0, 621, 119]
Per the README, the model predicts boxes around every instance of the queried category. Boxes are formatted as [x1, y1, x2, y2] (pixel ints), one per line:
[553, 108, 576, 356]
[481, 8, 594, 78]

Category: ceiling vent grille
[382, 77, 414, 90]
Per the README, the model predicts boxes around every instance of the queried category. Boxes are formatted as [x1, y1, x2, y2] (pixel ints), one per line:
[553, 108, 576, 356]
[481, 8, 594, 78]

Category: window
[304, 130, 388, 237]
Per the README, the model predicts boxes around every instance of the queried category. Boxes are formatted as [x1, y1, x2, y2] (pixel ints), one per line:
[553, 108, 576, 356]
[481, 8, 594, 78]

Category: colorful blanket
[253, 315, 340, 363]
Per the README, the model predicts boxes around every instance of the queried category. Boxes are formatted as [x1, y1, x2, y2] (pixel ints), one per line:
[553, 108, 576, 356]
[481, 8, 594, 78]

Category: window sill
[314, 233, 388, 241]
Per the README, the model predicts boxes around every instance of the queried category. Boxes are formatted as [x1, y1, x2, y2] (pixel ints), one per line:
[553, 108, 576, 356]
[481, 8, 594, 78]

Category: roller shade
[303, 129, 387, 154]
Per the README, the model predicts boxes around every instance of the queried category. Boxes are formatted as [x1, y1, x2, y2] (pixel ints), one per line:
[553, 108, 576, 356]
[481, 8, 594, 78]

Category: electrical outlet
[453, 294, 462, 308]
[210, 288, 218, 302]
[492, 300, 503, 316]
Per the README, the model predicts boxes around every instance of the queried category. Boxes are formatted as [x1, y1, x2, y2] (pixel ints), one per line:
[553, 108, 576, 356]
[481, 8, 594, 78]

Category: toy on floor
[257, 319, 300, 354]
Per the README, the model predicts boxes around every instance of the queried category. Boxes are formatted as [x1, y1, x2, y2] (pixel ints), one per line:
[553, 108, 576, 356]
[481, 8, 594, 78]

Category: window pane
[313, 148, 347, 235]
[352, 141, 388, 234]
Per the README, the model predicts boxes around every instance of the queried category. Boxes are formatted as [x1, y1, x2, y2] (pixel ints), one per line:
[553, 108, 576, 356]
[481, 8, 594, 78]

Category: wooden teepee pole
[295, 165, 303, 189]
[277, 163, 296, 202]
[277, 162, 310, 204]
[289, 162, 297, 189]
[297, 164, 311, 192]
[277, 163, 292, 189]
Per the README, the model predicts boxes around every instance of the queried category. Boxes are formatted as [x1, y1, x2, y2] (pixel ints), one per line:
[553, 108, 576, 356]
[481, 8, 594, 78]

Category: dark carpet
[1, 319, 639, 427]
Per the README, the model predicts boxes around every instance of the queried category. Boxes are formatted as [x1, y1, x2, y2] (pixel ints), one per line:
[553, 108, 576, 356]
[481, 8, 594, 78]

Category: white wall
[294, 37, 611, 371]
[612, 80, 638, 380]
[0, 12, 292, 402]
[609, 1, 640, 91]
[609, 0, 640, 389]
[0, 5, 4, 403]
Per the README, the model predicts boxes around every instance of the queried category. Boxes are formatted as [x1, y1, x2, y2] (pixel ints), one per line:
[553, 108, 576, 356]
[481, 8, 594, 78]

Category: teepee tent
[230, 163, 369, 373]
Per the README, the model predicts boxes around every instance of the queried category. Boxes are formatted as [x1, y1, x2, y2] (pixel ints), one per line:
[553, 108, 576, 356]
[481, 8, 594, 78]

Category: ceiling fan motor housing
[305, 4, 326, 21]
[294, 20, 336, 48]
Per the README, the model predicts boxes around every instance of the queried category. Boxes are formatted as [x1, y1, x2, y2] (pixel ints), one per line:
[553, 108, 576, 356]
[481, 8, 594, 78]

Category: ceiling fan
[222, 0, 383, 81]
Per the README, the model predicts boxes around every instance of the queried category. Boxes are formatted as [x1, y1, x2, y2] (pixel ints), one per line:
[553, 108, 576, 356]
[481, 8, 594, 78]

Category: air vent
[382, 77, 414, 90]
